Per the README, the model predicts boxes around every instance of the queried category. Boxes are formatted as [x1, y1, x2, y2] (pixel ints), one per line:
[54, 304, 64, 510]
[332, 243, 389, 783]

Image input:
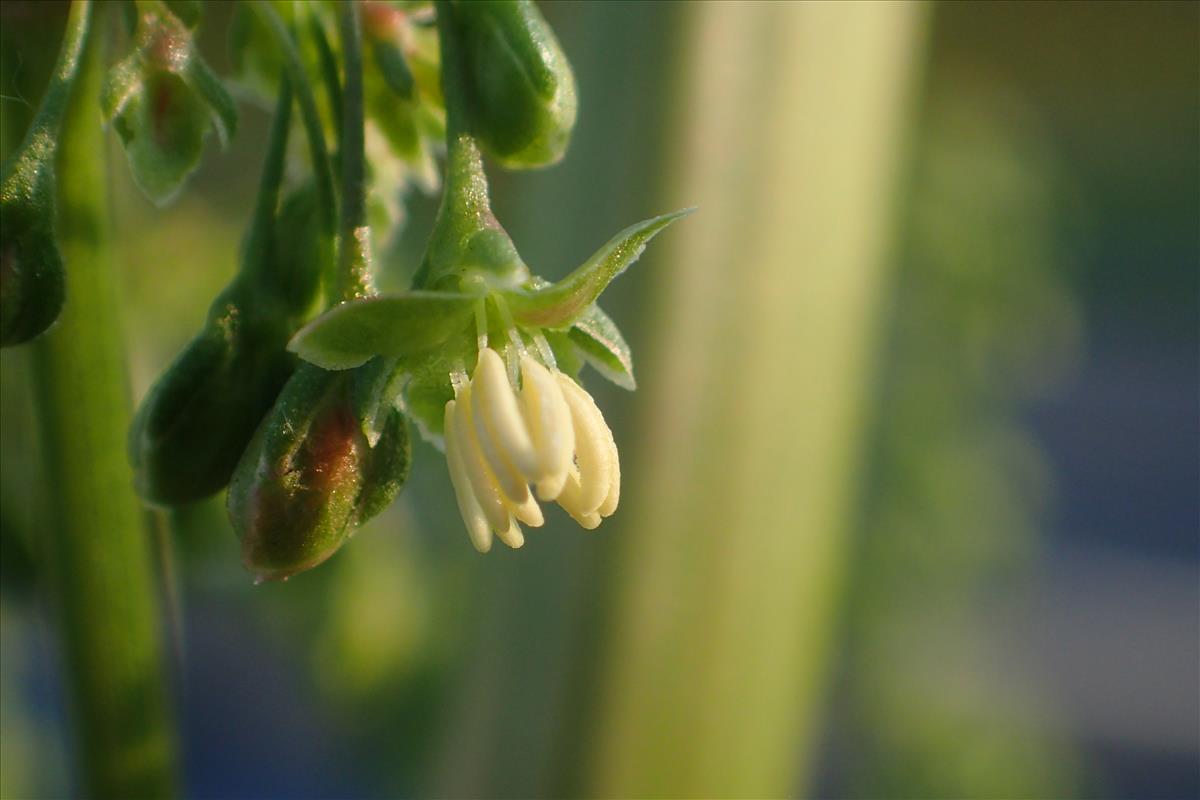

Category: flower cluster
[443, 347, 619, 552]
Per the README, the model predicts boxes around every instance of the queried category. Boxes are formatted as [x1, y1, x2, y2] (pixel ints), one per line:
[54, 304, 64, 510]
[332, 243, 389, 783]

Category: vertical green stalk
[252, 1, 337, 246]
[410, 1, 496, 291]
[30, 10, 177, 798]
[334, 0, 373, 301]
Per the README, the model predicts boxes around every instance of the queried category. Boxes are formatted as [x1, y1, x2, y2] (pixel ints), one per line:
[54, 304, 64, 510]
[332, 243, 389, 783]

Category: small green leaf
[290, 291, 479, 370]
[504, 207, 694, 328]
[569, 304, 635, 390]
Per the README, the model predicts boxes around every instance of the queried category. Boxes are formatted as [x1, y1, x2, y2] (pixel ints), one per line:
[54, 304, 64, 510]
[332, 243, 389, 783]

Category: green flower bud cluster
[282, 0, 693, 555]
[2, 0, 691, 577]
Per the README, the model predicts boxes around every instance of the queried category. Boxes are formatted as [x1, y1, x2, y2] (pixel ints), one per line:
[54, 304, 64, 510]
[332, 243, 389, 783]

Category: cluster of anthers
[443, 346, 620, 552]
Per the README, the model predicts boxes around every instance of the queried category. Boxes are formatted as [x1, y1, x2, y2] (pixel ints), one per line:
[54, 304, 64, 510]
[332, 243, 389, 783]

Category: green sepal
[227, 363, 410, 582]
[103, 2, 238, 205]
[569, 303, 635, 390]
[289, 291, 480, 370]
[455, 0, 576, 168]
[350, 355, 405, 446]
[354, 404, 411, 523]
[503, 207, 693, 328]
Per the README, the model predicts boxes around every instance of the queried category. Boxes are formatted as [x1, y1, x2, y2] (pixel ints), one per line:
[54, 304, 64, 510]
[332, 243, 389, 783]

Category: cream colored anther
[444, 400, 492, 553]
[472, 349, 540, 483]
[452, 383, 517, 537]
[556, 373, 615, 513]
[519, 355, 574, 500]
[556, 467, 602, 530]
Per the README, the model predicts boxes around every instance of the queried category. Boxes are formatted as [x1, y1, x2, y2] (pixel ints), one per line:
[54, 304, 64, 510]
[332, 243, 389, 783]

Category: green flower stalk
[0, 0, 91, 347]
[30, 7, 177, 793]
[128, 77, 324, 506]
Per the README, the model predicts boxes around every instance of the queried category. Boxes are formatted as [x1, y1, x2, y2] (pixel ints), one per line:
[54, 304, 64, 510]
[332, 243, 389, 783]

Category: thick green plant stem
[30, 13, 177, 798]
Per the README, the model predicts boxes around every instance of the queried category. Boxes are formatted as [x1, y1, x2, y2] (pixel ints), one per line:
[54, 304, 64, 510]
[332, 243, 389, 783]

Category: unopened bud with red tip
[227, 363, 410, 582]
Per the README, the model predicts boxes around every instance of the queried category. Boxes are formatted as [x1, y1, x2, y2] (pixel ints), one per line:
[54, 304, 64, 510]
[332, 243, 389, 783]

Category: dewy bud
[227, 363, 410, 582]
[456, 0, 577, 168]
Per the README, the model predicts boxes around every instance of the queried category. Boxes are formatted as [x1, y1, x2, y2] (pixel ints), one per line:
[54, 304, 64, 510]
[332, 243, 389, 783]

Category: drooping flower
[443, 347, 619, 551]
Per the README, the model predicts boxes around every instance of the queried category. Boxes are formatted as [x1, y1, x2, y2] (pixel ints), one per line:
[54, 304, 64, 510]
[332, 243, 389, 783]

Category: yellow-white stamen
[597, 434, 620, 518]
[556, 468, 602, 530]
[452, 383, 513, 534]
[519, 354, 575, 500]
[495, 517, 525, 549]
[556, 373, 615, 513]
[472, 348, 540, 479]
[444, 400, 493, 553]
[506, 491, 545, 527]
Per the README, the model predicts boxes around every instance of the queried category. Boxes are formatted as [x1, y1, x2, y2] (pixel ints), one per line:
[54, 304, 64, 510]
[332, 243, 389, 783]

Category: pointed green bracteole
[503, 207, 695, 328]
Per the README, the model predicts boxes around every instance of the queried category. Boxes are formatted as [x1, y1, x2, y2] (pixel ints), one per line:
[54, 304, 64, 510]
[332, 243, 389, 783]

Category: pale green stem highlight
[31, 11, 177, 797]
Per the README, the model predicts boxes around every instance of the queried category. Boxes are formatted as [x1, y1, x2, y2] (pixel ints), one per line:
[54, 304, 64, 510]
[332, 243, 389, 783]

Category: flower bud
[227, 363, 410, 582]
[456, 0, 577, 168]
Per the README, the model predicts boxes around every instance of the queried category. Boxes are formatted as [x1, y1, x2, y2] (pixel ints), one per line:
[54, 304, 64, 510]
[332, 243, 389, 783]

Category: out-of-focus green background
[2, 1, 1197, 798]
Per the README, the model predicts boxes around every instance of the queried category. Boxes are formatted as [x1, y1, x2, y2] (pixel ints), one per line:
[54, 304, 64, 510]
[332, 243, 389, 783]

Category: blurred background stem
[585, 4, 927, 795]
[29, 11, 176, 798]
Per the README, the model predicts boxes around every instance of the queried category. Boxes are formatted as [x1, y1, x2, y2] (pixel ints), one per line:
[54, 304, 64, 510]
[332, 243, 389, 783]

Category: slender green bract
[0, 0, 91, 347]
[502, 207, 694, 328]
[31, 14, 177, 796]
